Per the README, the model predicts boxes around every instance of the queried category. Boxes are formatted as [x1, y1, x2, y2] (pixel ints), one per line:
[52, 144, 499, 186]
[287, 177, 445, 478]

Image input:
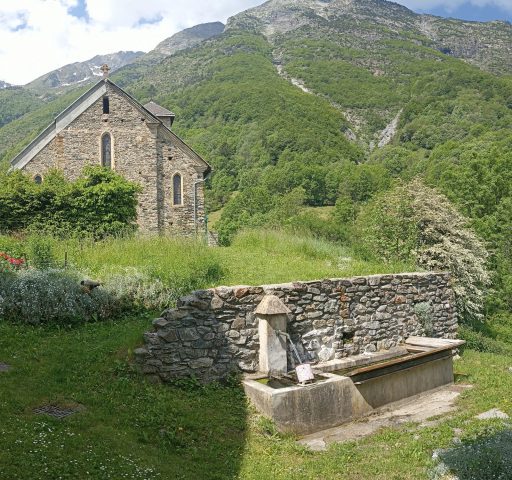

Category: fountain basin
[243, 337, 464, 435]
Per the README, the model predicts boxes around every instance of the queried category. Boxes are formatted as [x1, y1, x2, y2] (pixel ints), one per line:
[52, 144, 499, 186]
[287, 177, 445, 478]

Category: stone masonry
[135, 272, 458, 383]
[12, 79, 210, 236]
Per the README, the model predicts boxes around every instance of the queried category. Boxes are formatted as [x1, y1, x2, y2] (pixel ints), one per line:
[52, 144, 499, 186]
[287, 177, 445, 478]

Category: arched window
[101, 133, 112, 168]
[34, 174, 43, 185]
[173, 173, 182, 205]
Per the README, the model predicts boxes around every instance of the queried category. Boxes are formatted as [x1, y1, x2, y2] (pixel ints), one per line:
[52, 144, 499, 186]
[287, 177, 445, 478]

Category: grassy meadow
[0, 229, 511, 479]
[8, 229, 415, 288]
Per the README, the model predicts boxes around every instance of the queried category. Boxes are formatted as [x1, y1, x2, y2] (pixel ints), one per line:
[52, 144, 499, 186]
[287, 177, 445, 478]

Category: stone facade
[11, 79, 210, 235]
[135, 272, 458, 383]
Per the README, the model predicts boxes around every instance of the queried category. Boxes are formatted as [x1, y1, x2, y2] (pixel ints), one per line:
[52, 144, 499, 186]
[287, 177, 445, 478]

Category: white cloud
[0, 0, 263, 85]
[396, 0, 512, 13]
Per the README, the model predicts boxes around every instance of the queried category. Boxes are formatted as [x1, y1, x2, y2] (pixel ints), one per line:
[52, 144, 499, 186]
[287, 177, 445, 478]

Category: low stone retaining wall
[135, 272, 457, 383]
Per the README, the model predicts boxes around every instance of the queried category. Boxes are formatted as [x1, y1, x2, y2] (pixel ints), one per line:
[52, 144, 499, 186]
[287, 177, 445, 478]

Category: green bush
[0, 235, 25, 258]
[0, 269, 118, 326]
[458, 326, 512, 356]
[354, 179, 491, 323]
[26, 235, 56, 270]
[0, 166, 141, 238]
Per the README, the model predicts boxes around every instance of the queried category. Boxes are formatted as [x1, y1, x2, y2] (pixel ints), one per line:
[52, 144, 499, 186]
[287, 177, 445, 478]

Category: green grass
[0, 230, 510, 479]
[0, 319, 511, 479]
[2, 229, 415, 288]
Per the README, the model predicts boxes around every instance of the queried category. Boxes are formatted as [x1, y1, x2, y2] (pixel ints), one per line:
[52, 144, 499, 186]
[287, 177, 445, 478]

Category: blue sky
[1, 0, 511, 85]
[395, 1, 512, 21]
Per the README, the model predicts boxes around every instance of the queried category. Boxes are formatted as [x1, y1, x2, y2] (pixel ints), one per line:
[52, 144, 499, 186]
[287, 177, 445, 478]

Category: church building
[10, 65, 211, 236]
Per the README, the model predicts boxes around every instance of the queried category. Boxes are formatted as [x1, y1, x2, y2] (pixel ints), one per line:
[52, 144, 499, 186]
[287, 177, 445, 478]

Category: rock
[189, 358, 214, 369]
[178, 328, 200, 341]
[210, 296, 224, 310]
[163, 309, 189, 321]
[152, 317, 169, 329]
[318, 347, 335, 363]
[235, 287, 250, 298]
[157, 329, 178, 343]
[178, 295, 209, 310]
[227, 330, 241, 339]
[324, 299, 338, 313]
[238, 360, 257, 372]
[232, 318, 246, 330]
[475, 409, 509, 420]
[134, 348, 149, 358]
[301, 438, 326, 452]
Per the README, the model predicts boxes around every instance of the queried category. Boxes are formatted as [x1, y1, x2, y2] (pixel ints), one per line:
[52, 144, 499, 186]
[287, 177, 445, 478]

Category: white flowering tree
[356, 179, 491, 323]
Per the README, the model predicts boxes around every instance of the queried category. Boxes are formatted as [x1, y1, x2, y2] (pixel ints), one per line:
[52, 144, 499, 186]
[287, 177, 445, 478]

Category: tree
[355, 179, 490, 323]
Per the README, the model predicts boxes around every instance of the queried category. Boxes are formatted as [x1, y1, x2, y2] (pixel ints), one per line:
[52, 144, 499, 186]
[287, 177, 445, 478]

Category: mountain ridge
[226, 0, 512, 76]
[25, 51, 144, 95]
[146, 21, 225, 60]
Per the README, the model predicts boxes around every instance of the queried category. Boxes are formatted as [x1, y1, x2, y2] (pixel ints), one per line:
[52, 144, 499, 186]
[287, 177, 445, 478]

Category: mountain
[0, 80, 12, 89]
[1, 0, 512, 250]
[25, 51, 144, 95]
[228, 0, 512, 76]
[146, 22, 225, 60]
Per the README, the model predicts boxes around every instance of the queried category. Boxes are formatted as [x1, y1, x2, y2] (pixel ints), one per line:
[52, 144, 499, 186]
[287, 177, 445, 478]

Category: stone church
[10, 66, 211, 236]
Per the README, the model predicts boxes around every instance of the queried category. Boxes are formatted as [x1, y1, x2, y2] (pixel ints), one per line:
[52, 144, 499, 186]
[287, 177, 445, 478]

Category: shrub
[0, 235, 25, 258]
[458, 326, 512, 355]
[414, 302, 434, 336]
[436, 429, 512, 480]
[355, 179, 491, 323]
[0, 167, 141, 238]
[102, 270, 173, 312]
[0, 269, 117, 325]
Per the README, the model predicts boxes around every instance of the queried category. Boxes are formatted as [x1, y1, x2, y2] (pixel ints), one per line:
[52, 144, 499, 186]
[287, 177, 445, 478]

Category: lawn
[0, 230, 511, 479]
[0, 319, 511, 480]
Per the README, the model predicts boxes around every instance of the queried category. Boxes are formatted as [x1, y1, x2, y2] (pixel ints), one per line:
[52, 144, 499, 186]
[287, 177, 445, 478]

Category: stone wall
[135, 272, 458, 383]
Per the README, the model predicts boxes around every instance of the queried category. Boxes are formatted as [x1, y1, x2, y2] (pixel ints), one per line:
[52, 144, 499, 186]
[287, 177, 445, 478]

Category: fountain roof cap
[255, 295, 291, 315]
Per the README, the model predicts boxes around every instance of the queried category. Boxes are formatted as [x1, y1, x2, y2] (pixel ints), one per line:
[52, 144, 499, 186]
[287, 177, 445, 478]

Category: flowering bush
[355, 179, 491, 323]
[0, 267, 175, 326]
[0, 269, 117, 325]
[0, 252, 25, 273]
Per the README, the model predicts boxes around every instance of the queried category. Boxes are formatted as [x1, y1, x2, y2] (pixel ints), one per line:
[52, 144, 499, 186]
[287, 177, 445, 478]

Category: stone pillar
[255, 295, 291, 376]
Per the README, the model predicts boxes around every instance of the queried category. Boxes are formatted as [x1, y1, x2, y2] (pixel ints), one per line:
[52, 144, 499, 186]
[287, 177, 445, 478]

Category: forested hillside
[0, 0, 511, 317]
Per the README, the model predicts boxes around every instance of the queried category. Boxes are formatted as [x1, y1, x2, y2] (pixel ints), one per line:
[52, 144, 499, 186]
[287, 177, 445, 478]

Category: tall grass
[1, 229, 416, 291]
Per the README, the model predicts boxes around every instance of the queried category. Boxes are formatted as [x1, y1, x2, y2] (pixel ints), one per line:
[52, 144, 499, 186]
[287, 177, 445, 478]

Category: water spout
[277, 330, 315, 385]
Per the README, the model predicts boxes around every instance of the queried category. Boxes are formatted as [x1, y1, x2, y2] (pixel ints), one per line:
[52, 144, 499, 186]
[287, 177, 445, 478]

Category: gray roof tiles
[143, 101, 175, 117]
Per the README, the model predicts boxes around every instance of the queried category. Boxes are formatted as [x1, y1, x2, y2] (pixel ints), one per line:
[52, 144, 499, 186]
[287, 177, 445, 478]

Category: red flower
[0, 251, 25, 271]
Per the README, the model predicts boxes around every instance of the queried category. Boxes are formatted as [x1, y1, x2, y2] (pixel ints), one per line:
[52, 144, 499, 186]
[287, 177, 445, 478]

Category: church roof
[10, 78, 210, 175]
[144, 101, 175, 117]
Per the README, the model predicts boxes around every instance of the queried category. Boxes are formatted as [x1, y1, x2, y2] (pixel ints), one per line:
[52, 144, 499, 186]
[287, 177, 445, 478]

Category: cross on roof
[100, 64, 110, 78]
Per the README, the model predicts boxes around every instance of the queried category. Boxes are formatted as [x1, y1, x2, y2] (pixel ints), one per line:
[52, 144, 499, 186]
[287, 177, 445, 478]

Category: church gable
[11, 79, 210, 176]
[10, 76, 211, 235]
